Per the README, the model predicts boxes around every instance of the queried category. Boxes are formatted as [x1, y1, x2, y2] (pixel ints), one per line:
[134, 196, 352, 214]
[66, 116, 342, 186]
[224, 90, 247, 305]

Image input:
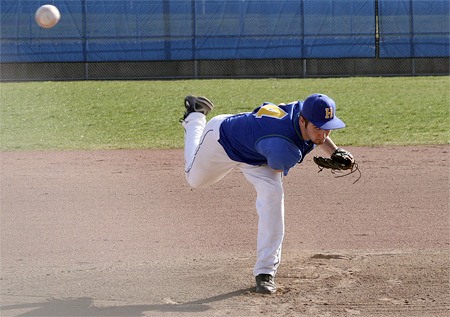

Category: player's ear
[300, 115, 308, 128]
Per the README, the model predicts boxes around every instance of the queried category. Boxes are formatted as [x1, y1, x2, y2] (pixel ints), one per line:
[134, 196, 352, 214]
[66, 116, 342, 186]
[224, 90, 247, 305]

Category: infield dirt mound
[1, 145, 449, 316]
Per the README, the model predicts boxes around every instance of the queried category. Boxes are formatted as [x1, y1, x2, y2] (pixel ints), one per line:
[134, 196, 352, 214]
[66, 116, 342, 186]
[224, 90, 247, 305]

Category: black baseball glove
[313, 148, 361, 183]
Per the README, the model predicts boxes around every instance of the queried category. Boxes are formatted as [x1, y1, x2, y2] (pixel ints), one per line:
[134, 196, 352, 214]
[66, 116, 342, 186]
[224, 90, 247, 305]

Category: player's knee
[260, 182, 284, 201]
[273, 184, 284, 200]
[185, 173, 203, 188]
[187, 180, 201, 189]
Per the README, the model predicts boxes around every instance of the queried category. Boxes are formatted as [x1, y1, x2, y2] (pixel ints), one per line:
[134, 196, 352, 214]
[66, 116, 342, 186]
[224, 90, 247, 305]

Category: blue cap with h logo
[301, 93, 346, 130]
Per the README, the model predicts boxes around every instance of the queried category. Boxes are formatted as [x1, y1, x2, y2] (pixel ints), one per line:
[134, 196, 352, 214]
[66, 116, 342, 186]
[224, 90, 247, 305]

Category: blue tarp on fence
[379, 0, 449, 57]
[0, 0, 448, 63]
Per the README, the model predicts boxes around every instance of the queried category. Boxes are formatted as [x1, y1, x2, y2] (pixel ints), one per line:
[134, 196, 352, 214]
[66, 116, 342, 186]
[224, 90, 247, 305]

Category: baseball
[35, 5, 61, 29]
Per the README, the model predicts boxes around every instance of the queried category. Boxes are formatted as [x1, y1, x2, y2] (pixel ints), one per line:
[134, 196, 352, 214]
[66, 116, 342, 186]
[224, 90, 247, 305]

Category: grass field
[0, 76, 448, 150]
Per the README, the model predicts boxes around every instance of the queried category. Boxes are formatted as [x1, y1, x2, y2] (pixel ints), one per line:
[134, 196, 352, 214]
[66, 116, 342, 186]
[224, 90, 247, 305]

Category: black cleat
[255, 274, 277, 294]
[180, 95, 214, 122]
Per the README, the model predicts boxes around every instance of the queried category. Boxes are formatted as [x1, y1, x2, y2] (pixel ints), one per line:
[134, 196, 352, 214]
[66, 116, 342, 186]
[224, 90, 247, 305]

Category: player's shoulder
[281, 100, 301, 108]
[259, 100, 300, 108]
[252, 100, 301, 117]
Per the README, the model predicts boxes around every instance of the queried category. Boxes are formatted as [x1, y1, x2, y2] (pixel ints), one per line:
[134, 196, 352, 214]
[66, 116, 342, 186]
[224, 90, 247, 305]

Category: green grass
[1, 76, 449, 150]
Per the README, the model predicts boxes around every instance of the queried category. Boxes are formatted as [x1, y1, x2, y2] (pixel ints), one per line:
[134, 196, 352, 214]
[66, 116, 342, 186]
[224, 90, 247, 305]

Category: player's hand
[331, 148, 354, 168]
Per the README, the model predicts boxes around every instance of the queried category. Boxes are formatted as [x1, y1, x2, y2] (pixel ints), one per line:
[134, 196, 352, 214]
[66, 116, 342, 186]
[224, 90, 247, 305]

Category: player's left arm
[318, 137, 338, 156]
[319, 137, 355, 166]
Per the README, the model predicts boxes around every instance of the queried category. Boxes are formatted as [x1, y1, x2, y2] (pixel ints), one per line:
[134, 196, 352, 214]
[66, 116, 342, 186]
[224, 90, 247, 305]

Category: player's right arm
[255, 137, 301, 175]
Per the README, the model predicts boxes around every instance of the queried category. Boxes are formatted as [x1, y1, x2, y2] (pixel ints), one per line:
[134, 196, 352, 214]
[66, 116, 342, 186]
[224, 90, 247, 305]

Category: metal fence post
[81, 0, 88, 79]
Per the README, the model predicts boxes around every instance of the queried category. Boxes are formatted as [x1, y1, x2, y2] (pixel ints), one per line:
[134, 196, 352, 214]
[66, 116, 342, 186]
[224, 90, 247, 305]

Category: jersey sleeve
[255, 137, 302, 176]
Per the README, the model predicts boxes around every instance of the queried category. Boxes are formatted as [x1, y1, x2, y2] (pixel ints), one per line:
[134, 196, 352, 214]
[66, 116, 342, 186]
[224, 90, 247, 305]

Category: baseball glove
[313, 148, 361, 183]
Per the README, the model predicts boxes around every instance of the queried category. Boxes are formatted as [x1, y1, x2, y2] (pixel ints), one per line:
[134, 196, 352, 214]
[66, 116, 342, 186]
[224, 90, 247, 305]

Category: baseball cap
[301, 93, 346, 130]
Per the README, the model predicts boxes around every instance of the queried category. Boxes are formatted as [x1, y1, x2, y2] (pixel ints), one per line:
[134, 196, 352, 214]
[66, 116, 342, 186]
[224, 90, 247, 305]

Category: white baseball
[35, 5, 61, 29]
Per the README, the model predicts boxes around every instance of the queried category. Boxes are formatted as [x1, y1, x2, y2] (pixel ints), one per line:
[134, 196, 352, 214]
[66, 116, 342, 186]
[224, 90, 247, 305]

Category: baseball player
[180, 93, 354, 294]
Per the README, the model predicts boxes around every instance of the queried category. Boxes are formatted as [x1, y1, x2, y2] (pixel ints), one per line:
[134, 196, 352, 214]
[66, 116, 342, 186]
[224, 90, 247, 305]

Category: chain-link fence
[1, 0, 448, 81]
[1, 58, 448, 81]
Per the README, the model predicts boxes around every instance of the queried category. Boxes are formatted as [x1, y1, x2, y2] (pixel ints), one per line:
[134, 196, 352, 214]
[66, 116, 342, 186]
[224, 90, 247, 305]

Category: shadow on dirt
[1, 288, 255, 316]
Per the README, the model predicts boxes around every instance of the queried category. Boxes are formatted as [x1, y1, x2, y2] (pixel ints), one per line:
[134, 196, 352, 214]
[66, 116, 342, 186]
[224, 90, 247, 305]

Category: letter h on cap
[325, 107, 333, 119]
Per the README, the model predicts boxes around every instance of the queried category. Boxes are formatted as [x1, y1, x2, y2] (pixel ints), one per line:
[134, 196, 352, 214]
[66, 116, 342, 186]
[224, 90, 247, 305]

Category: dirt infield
[1, 145, 449, 317]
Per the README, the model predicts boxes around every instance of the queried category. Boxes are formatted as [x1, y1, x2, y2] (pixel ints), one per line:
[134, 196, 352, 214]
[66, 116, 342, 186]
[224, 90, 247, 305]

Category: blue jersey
[218, 101, 315, 175]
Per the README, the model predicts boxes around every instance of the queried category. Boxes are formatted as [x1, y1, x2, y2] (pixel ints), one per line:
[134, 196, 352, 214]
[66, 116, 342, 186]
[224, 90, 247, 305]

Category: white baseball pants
[182, 113, 285, 277]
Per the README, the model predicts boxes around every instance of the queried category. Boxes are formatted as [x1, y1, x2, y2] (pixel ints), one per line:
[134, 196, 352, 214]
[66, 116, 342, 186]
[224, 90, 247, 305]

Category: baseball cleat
[181, 95, 214, 121]
[255, 274, 277, 294]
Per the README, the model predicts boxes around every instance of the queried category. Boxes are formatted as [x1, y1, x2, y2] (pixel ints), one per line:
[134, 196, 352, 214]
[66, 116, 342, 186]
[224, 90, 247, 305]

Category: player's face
[308, 124, 330, 145]
[301, 117, 331, 145]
